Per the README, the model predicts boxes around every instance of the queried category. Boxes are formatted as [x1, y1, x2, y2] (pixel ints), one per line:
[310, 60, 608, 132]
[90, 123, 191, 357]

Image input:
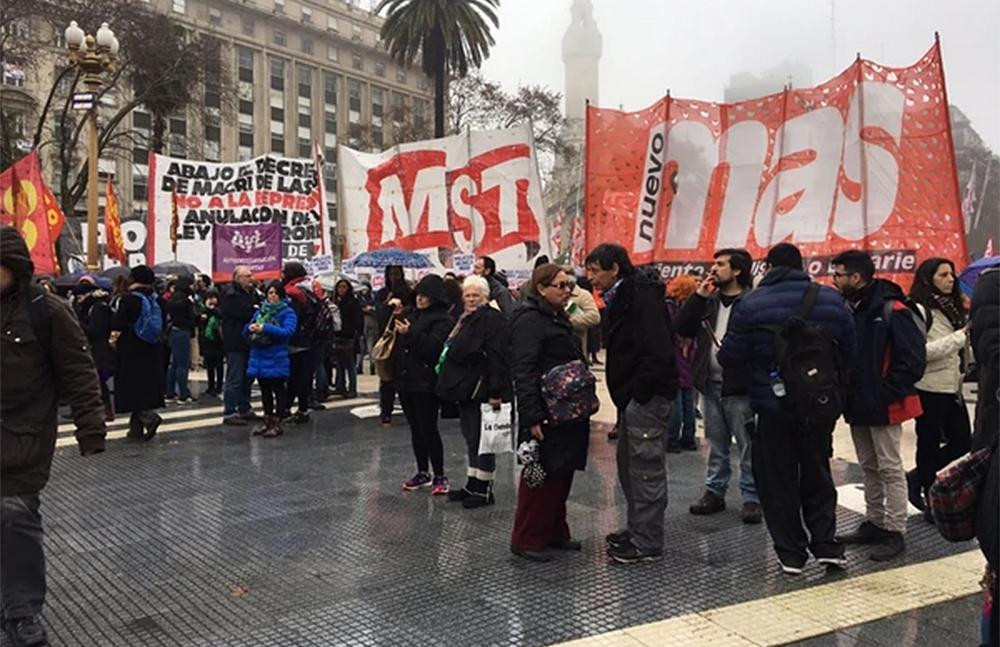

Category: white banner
[339, 124, 550, 272]
[147, 153, 330, 273]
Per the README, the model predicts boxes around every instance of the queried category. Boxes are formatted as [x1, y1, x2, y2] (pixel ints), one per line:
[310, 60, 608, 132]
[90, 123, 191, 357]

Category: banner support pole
[936, 32, 971, 265]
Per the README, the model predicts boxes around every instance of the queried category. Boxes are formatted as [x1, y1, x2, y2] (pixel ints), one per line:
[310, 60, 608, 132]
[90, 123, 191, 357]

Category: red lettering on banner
[365, 150, 451, 250]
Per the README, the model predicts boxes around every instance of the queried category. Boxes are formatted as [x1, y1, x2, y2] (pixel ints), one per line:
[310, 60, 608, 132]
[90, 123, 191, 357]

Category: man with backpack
[831, 250, 927, 562]
[1, 226, 106, 647]
[673, 248, 761, 524]
[718, 243, 855, 575]
[110, 265, 166, 441]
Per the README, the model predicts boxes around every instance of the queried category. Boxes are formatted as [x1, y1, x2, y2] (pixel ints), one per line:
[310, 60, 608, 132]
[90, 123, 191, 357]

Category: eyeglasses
[544, 281, 574, 291]
[832, 271, 853, 279]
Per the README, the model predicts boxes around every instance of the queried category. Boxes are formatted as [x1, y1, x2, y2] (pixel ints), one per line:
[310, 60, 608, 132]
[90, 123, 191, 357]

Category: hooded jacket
[843, 279, 926, 426]
[393, 275, 453, 393]
[603, 268, 678, 408]
[485, 273, 515, 316]
[718, 267, 856, 417]
[166, 275, 197, 333]
[1, 227, 105, 495]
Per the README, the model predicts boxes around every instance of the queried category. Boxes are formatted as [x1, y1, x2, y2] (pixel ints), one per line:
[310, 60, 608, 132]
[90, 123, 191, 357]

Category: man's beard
[714, 275, 735, 290]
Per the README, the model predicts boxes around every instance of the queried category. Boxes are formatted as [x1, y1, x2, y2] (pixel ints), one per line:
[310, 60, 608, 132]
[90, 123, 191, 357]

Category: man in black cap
[1, 226, 106, 646]
[718, 242, 856, 575]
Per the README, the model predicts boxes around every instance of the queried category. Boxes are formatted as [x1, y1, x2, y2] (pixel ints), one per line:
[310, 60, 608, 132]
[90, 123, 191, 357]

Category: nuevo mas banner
[338, 124, 550, 272]
[585, 41, 967, 284]
[147, 153, 329, 272]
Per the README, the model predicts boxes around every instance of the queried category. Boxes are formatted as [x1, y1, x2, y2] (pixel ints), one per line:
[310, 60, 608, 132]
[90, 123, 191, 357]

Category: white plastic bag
[478, 403, 514, 455]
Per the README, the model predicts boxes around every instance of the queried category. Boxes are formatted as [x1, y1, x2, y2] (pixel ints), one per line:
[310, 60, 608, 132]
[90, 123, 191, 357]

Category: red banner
[0, 151, 61, 275]
[585, 41, 966, 285]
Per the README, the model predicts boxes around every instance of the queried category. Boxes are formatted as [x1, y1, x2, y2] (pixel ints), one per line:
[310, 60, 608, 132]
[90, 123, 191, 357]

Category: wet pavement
[6, 377, 986, 646]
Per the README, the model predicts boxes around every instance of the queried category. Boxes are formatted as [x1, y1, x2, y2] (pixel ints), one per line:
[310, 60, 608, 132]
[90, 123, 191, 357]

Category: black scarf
[930, 292, 966, 330]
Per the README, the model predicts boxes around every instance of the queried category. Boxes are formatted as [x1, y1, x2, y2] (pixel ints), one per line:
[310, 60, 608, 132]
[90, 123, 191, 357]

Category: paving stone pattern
[9, 407, 975, 646]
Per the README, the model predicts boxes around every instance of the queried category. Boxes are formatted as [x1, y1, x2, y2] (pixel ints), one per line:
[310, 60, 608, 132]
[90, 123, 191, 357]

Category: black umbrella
[54, 271, 87, 289]
[99, 265, 132, 282]
[151, 260, 202, 278]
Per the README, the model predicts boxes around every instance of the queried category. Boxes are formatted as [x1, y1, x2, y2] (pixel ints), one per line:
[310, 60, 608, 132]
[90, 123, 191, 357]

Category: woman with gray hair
[435, 274, 513, 507]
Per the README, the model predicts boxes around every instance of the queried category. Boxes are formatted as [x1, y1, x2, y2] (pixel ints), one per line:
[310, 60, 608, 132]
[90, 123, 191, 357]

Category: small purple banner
[212, 223, 282, 281]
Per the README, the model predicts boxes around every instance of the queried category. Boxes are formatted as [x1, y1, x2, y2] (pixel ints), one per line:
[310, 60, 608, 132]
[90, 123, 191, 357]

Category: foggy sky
[480, 0, 1000, 152]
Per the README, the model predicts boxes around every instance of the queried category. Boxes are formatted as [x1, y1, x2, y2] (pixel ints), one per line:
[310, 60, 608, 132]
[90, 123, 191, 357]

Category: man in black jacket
[474, 255, 515, 316]
[1, 227, 106, 647]
[832, 250, 926, 563]
[586, 243, 677, 563]
[673, 249, 761, 524]
[220, 266, 258, 426]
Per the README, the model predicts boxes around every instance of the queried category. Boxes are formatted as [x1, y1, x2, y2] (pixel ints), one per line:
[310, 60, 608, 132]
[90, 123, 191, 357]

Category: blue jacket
[244, 301, 297, 379]
[842, 279, 926, 426]
[718, 267, 856, 416]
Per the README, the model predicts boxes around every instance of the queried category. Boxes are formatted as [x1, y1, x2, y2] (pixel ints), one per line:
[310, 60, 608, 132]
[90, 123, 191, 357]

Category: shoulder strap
[26, 286, 53, 350]
[794, 283, 821, 321]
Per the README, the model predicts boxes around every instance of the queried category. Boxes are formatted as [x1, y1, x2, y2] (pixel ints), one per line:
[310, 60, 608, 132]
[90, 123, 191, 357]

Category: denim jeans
[165, 328, 192, 399]
[223, 350, 252, 416]
[314, 346, 330, 397]
[1, 494, 45, 620]
[701, 381, 758, 503]
[667, 387, 696, 444]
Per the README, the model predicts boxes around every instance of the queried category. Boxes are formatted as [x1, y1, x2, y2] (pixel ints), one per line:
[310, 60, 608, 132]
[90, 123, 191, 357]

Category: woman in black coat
[72, 278, 115, 420]
[394, 274, 454, 496]
[509, 264, 590, 562]
[334, 279, 364, 398]
[436, 275, 512, 508]
[110, 266, 165, 440]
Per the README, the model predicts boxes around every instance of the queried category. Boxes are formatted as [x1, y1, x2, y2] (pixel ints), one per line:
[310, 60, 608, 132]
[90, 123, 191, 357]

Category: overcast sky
[480, 0, 1000, 151]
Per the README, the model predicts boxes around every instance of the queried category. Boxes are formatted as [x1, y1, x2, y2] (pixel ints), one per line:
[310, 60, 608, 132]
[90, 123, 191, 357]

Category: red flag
[170, 190, 180, 256]
[0, 151, 60, 275]
[105, 179, 127, 264]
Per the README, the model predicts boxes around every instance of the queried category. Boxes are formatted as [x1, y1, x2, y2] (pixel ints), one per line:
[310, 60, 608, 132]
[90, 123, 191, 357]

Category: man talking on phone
[673, 249, 761, 523]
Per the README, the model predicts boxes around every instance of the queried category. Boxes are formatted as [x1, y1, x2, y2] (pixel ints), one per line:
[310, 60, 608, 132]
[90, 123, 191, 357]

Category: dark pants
[915, 390, 972, 489]
[510, 472, 574, 551]
[1, 494, 45, 620]
[223, 351, 252, 416]
[379, 380, 396, 420]
[753, 412, 839, 565]
[399, 391, 444, 475]
[288, 350, 314, 414]
[205, 354, 224, 394]
[458, 401, 496, 476]
[259, 377, 288, 417]
[617, 396, 672, 553]
[128, 410, 160, 437]
[335, 344, 357, 394]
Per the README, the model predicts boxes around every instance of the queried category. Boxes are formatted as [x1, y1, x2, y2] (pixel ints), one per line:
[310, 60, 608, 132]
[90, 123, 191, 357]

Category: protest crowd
[1, 224, 998, 646]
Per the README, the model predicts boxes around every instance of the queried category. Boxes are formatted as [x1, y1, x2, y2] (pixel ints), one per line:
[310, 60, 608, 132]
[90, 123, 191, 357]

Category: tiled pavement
[6, 380, 985, 646]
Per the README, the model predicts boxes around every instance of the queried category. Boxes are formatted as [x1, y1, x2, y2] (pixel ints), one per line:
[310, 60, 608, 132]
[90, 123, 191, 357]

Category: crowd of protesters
[2, 220, 998, 645]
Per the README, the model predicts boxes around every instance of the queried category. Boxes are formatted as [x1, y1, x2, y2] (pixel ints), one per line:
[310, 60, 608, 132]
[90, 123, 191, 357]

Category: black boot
[463, 478, 494, 509]
[448, 477, 475, 502]
[906, 469, 925, 511]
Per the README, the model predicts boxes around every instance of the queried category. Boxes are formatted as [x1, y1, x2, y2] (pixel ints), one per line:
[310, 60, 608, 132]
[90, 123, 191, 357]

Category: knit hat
[0, 226, 34, 281]
[282, 262, 307, 281]
[414, 274, 447, 305]
[129, 265, 155, 286]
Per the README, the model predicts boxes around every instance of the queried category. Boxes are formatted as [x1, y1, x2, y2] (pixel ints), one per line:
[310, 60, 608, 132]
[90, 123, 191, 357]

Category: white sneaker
[778, 559, 804, 575]
[816, 555, 848, 569]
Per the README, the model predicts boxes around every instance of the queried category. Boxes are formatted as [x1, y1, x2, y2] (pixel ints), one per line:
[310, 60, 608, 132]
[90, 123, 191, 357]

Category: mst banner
[585, 40, 967, 284]
[339, 124, 549, 271]
[148, 153, 329, 272]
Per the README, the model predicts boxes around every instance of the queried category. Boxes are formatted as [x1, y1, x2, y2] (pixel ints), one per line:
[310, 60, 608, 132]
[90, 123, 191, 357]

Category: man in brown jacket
[1, 226, 106, 647]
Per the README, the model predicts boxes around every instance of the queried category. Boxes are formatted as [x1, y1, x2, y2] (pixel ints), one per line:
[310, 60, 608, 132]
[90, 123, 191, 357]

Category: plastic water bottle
[770, 370, 786, 398]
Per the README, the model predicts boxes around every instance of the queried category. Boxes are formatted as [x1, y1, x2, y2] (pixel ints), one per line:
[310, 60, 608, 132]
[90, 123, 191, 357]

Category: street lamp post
[64, 20, 119, 272]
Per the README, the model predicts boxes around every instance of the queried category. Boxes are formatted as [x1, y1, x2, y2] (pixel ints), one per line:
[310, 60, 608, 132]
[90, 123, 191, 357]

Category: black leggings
[915, 390, 971, 488]
[205, 355, 224, 393]
[288, 350, 314, 413]
[399, 391, 444, 476]
[259, 378, 287, 417]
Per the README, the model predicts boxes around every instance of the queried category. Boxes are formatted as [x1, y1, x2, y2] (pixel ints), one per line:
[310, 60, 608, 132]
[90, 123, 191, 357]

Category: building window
[327, 44, 338, 62]
[298, 138, 311, 158]
[271, 107, 284, 123]
[169, 117, 187, 158]
[172, 0, 186, 14]
[351, 24, 362, 41]
[396, 68, 407, 84]
[133, 176, 148, 203]
[271, 136, 284, 154]
[371, 87, 384, 119]
[301, 38, 313, 55]
[208, 8, 222, 26]
[273, 27, 286, 47]
[414, 99, 426, 132]
[133, 111, 151, 130]
[270, 58, 285, 91]
[241, 17, 254, 36]
[237, 47, 254, 82]
[324, 71, 338, 107]
[327, 16, 338, 33]
[273, 0, 285, 13]
[351, 53, 362, 71]
[375, 61, 385, 78]
[298, 64, 312, 99]
[324, 112, 336, 136]
[348, 78, 361, 115]
[301, 6, 312, 23]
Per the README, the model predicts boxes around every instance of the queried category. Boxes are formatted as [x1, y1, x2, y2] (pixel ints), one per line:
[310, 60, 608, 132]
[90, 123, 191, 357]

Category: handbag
[540, 359, 600, 424]
[927, 447, 994, 542]
[371, 319, 398, 382]
[478, 403, 514, 455]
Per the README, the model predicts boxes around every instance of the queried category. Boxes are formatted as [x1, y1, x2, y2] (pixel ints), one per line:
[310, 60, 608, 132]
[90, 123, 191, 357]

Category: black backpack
[769, 283, 845, 427]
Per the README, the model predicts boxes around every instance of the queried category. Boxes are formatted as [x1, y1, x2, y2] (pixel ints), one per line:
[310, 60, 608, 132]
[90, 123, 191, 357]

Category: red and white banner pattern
[585, 41, 967, 284]
[339, 125, 549, 271]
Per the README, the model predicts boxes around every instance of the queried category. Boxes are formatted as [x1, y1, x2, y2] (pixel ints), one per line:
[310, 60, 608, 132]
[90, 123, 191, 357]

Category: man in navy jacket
[719, 243, 856, 575]
[831, 250, 926, 562]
